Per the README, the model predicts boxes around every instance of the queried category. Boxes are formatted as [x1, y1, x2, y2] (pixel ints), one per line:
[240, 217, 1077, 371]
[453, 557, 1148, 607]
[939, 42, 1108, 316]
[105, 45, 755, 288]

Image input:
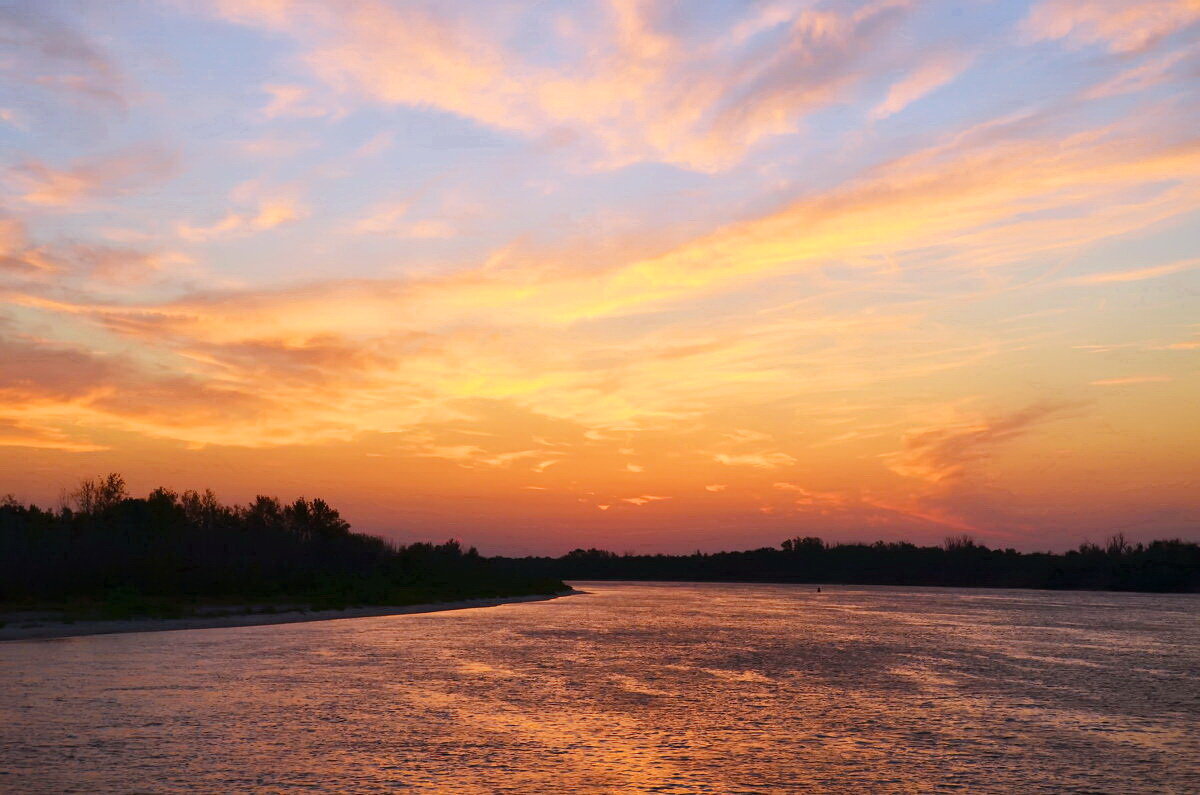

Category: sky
[0, 0, 1197, 554]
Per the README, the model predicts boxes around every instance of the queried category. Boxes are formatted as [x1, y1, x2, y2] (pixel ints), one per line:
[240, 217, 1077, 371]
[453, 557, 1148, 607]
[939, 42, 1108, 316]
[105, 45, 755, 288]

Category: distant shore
[0, 590, 578, 643]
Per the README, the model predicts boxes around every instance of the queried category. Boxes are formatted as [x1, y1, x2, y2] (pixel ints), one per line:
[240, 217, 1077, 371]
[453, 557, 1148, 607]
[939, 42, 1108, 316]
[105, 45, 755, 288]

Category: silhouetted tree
[943, 534, 977, 552]
[73, 473, 127, 514]
[490, 532, 1199, 593]
[0, 475, 563, 612]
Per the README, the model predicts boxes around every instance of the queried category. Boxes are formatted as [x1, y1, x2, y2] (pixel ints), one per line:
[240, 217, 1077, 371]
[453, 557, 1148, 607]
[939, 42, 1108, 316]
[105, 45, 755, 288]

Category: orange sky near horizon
[1, 0, 1197, 553]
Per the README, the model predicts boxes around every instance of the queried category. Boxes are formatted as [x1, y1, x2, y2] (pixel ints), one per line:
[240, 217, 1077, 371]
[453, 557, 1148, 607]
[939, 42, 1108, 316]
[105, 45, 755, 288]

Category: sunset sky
[1, 0, 1197, 553]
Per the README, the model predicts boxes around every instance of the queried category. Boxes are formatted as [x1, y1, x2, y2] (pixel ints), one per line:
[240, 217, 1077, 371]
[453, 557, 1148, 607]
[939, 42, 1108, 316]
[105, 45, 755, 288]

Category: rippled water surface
[1, 582, 1198, 793]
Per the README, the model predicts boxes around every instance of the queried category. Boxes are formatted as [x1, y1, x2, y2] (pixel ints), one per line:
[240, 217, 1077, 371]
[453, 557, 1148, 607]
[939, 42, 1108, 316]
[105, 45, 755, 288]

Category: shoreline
[0, 590, 578, 643]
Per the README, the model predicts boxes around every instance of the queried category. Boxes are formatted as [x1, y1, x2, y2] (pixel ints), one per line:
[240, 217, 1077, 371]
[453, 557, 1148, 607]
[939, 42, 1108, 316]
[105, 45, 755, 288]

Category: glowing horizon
[1, 0, 1197, 553]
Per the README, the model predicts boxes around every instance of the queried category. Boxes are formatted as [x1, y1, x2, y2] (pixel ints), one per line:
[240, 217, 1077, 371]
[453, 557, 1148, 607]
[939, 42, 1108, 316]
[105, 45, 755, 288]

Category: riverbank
[0, 589, 578, 642]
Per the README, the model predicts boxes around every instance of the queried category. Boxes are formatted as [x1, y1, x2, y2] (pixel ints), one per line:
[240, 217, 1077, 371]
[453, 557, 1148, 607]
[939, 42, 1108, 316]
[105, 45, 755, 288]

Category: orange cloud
[623, 495, 670, 506]
[176, 197, 307, 241]
[0, 215, 184, 285]
[885, 402, 1077, 485]
[0, 217, 55, 273]
[714, 452, 796, 469]
[1090, 376, 1173, 386]
[0, 418, 107, 452]
[252, 199, 305, 230]
[260, 83, 331, 118]
[773, 482, 849, 507]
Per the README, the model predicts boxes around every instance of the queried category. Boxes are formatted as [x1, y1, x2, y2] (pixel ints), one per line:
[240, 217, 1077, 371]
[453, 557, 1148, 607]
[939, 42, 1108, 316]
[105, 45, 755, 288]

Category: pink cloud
[260, 83, 333, 119]
[176, 197, 308, 242]
[0, 4, 128, 111]
[1023, 0, 1200, 53]
[205, 0, 920, 170]
[10, 148, 175, 207]
[1068, 257, 1199, 284]
[871, 52, 972, 120]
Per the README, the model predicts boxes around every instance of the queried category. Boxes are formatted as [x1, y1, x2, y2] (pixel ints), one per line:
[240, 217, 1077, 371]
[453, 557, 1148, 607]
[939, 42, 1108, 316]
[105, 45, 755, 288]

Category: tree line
[491, 533, 1200, 592]
[3, 474, 1194, 615]
[0, 474, 563, 615]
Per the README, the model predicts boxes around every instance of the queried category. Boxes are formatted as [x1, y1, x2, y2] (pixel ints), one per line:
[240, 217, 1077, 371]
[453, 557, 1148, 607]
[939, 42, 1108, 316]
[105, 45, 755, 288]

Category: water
[0, 582, 1197, 793]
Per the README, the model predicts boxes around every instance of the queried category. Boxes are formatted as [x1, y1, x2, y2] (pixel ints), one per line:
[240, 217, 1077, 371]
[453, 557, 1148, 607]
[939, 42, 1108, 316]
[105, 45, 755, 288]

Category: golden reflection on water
[0, 583, 1197, 793]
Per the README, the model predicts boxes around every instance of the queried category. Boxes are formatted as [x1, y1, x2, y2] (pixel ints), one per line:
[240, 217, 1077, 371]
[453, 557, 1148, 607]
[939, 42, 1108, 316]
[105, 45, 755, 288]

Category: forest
[3, 473, 1195, 623]
[492, 533, 1200, 593]
[0, 474, 564, 618]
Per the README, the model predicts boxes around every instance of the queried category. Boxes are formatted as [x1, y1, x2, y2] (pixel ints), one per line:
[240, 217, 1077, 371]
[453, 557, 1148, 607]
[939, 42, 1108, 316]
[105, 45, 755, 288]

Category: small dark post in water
[817, 587, 821, 593]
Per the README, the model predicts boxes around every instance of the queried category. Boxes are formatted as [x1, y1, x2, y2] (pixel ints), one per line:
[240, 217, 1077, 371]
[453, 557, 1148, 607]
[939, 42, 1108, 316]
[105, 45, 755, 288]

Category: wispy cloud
[1090, 376, 1173, 386]
[9, 148, 175, 207]
[1083, 44, 1198, 99]
[1068, 257, 1200, 285]
[177, 197, 307, 242]
[623, 494, 670, 506]
[714, 452, 797, 469]
[1022, 0, 1200, 53]
[0, 3, 129, 111]
[871, 52, 971, 120]
[205, 0, 922, 170]
[885, 402, 1078, 485]
[260, 83, 334, 119]
[349, 202, 455, 238]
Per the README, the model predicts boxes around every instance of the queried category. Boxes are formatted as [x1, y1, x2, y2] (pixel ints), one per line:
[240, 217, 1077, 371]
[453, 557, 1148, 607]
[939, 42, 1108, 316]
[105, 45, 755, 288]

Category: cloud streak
[885, 402, 1079, 486]
[1068, 257, 1200, 284]
[871, 52, 971, 119]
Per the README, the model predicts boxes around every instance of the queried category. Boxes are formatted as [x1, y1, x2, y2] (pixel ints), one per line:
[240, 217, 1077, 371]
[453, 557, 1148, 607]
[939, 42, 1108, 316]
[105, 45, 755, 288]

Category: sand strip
[0, 590, 578, 642]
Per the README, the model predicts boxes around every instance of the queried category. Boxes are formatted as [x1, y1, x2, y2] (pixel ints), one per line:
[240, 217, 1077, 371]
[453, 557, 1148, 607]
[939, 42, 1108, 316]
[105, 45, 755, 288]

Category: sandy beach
[0, 590, 577, 642]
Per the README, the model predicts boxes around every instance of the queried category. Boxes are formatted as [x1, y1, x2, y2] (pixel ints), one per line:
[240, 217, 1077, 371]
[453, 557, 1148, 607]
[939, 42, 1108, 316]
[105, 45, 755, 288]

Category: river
[1, 582, 1197, 792]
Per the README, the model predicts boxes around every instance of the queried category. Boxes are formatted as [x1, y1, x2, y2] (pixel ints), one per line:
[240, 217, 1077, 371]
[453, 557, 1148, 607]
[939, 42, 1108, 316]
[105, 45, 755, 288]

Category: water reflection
[1, 583, 1197, 792]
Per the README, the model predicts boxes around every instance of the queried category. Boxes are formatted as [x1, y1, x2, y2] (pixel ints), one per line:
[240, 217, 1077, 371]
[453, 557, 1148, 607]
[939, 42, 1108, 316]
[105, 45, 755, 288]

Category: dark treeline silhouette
[492, 533, 1200, 593]
[0, 474, 563, 616]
